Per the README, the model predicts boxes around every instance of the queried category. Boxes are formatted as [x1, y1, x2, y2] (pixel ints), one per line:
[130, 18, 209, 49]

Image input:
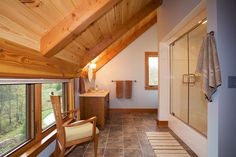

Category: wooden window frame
[41, 82, 69, 136]
[1, 84, 35, 157]
[145, 52, 159, 90]
[2, 80, 74, 157]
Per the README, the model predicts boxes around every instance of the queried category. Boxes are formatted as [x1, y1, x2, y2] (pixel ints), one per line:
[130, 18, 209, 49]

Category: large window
[0, 79, 70, 156]
[42, 83, 67, 130]
[145, 52, 159, 90]
[0, 84, 32, 156]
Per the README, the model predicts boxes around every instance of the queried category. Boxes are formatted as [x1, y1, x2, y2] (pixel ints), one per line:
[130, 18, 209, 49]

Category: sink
[89, 90, 106, 93]
[80, 90, 109, 97]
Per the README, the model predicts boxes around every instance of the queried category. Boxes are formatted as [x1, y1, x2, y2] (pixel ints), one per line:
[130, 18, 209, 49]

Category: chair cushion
[65, 122, 99, 142]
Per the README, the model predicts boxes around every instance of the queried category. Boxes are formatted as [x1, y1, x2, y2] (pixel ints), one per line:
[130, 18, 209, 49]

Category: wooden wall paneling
[0, 38, 79, 78]
[40, 0, 122, 57]
[0, 16, 40, 50]
[56, 40, 88, 65]
[0, 1, 49, 38]
[42, 0, 76, 16]
[55, 49, 80, 65]
[77, 28, 100, 50]
[94, 11, 157, 72]
[79, 0, 161, 68]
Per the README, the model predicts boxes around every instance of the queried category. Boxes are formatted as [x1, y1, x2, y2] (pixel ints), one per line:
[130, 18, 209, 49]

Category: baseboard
[110, 108, 157, 113]
[156, 119, 168, 127]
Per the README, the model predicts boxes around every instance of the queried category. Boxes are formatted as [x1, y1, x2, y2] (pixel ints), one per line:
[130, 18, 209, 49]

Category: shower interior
[170, 20, 208, 136]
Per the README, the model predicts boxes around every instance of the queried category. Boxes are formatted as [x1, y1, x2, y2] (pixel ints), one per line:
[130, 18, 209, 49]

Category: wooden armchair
[50, 95, 99, 157]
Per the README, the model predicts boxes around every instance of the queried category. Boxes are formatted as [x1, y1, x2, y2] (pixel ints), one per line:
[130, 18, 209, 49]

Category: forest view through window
[0, 85, 29, 156]
[42, 83, 65, 130]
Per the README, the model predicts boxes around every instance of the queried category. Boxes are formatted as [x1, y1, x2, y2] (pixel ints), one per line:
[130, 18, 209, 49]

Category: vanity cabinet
[79, 91, 109, 127]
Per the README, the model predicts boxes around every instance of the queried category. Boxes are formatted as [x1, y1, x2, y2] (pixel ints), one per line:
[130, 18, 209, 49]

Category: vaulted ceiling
[0, 0, 162, 78]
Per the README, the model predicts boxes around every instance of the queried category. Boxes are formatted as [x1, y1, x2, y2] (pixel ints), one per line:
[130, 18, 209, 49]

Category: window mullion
[34, 84, 42, 141]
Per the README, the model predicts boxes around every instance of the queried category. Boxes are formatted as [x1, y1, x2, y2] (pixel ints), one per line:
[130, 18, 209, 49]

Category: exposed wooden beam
[0, 38, 80, 78]
[40, 0, 121, 57]
[79, 0, 161, 68]
[80, 9, 157, 76]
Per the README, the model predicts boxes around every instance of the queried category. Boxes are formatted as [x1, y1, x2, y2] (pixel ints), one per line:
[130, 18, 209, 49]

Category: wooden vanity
[79, 90, 109, 127]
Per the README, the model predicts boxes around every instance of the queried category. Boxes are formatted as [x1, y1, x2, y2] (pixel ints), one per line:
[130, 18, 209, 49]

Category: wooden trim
[0, 72, 77, 79]
[0, 38, 79, 78]
[145, 52, 159, 90]
[41, 0, 121, 57]
[110, 108, 157, 113]
[145, 86, 158, 90]
[35, 84, 42, 141]
[156, 119, 168, 127]
[20, 130, 57, 157]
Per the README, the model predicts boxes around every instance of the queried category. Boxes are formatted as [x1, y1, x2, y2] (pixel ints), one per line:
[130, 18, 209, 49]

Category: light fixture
[88, 63, 96, 82]
[90, 63, 96, 69]
[202, 20, 207, 24]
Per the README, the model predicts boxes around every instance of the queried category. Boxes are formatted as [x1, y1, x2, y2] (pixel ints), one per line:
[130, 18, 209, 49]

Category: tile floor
[67, 112, 198, 157]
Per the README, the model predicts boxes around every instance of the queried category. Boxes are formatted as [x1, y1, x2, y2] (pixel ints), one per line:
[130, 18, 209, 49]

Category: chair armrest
[62, 109, 80, 120]
[61, 109, 80, 115]
[63, 118, 74, 126]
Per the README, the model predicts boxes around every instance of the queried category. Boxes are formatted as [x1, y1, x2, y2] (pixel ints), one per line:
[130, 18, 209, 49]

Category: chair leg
[94, 135, 98, 157]
[55, 141, 65, 157]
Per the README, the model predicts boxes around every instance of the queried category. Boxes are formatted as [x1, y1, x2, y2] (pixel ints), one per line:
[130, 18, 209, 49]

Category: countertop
[79, 90, 109, 97]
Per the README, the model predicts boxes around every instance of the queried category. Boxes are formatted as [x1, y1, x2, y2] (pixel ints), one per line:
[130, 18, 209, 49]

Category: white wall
[157, 0, 201, 41]
[216, 0, 236, 156]
[206, 0, 219, 156]
[95, 24, 158, 109]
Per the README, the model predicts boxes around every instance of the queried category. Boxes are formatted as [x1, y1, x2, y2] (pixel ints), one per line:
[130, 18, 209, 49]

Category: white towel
[196, 33, 221, 101]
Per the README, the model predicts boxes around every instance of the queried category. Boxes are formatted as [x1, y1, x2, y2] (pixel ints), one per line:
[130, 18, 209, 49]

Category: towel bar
[111, 80, 137, 82]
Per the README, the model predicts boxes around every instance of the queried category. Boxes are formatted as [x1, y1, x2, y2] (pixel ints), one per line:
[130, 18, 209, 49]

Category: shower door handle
[182, 74, 189, 84]
[182, 74, 196, 84]
[189, 74, 196, 85]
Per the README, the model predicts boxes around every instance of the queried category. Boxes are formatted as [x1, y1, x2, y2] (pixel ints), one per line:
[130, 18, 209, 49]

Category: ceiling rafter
[79, 0, 161, 69]
[80, 9, 157, 77]
[40, 0, 122, 57]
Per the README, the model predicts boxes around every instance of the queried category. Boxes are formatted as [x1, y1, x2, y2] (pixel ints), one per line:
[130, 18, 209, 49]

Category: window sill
[145, 86, 158, 90]
[20, 130, 57, 157]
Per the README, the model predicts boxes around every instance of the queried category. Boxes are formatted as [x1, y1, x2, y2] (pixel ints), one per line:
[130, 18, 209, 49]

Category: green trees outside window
[42, 83, 65, 130]
[0, 85, 29, 156]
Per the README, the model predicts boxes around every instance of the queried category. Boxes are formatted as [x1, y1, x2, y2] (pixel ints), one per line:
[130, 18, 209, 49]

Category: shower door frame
[169, 18, 207, 137]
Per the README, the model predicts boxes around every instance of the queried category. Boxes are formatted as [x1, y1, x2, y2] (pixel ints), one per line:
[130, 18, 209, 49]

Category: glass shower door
[188, 23, 207, 135]
[170, 20, 208, 136]
[170, 35, 189, 123]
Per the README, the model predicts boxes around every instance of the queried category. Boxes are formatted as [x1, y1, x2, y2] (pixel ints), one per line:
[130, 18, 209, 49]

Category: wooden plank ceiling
[0, 0, 161, 78]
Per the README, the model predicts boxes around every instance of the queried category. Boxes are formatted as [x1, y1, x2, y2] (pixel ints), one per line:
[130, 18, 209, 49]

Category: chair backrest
[50, 95, 65, 147]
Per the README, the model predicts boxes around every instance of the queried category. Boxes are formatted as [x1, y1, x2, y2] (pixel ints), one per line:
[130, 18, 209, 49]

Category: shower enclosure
[170, 20, 207, 136]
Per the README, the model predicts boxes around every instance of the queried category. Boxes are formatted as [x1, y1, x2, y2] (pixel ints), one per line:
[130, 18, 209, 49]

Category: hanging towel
[125, 80, 132, 99]
[79, 77, 86, 94]
[196, 33, 221, 101]
[116, 81, 123, 98]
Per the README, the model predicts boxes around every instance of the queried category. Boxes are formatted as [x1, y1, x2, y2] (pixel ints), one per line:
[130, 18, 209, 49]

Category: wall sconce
[88, 63, 96, 82]
[90, 63, 96, 69]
